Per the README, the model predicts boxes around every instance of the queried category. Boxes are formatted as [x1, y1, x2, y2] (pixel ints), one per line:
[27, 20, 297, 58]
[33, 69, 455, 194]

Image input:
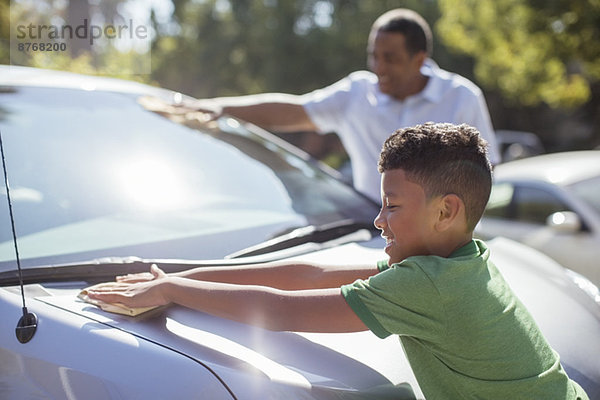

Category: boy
[89, 123, 587, 399]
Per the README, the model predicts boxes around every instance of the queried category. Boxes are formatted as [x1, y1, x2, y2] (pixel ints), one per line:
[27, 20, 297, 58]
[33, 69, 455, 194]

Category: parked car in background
[477, 151, 600, 288]
[1, 66, 599, 399]
[495, 129, 545, 162]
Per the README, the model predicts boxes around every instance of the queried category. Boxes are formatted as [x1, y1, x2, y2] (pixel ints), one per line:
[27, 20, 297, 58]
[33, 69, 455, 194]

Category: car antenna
[0, 127, 37, 343]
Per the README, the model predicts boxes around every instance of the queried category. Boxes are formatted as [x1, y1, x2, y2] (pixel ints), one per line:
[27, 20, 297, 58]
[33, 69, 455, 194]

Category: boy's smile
[374, 169, 440, 265]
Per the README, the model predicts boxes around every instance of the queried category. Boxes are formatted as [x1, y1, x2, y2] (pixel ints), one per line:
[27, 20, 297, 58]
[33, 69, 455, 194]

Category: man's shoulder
[424, 62, 484, 97]
[341, 71, 379, 93]
[306, 70, 377, 98]
[318, 70, 382, 103]
[347, 70, 378, 83]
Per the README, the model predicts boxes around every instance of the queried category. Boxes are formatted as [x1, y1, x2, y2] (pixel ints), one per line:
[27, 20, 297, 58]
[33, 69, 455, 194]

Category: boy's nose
[373, 210, 385, 230]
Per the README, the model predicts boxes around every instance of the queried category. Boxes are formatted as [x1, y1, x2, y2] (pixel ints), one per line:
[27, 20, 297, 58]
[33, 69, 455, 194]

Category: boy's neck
[433, 234, 473, 259]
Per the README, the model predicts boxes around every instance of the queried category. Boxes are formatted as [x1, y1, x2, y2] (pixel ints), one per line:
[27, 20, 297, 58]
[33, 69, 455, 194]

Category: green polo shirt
[342, 239, 588, 399]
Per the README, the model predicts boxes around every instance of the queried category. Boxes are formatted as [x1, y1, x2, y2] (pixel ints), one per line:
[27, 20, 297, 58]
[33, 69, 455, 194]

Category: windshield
[0, 86, 378, 270]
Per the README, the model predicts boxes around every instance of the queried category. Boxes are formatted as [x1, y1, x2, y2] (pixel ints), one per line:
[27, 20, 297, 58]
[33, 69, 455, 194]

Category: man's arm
[88, 274, 368, 333]
[198, 93, 318, 132]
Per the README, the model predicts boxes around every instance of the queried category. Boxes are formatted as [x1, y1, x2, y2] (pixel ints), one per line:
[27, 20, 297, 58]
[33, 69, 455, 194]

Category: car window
[485, 183, 569, 224]
[484, 182, 514, 218]
[569, 176, 600, 215]
[513, 187, 569, 224]
[0, 86, 378, 269]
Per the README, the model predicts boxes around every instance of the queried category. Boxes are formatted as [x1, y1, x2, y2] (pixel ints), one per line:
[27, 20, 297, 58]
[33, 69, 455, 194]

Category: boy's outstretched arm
[88, 266, 368, 333]
[118, 261, 379, 291]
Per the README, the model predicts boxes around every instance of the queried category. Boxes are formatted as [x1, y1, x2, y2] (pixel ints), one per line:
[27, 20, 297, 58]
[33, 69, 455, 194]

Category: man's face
[374, 169, 439, 265]
[367, 31, 425, 100]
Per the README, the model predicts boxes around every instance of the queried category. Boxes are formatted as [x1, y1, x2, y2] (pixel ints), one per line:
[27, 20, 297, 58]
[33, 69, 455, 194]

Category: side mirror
[546, 211, 581, 233]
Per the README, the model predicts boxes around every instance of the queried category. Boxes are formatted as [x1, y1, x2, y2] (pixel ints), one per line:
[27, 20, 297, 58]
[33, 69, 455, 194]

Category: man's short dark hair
[378, 123, 492, 231]
[371, 8, 433, 56]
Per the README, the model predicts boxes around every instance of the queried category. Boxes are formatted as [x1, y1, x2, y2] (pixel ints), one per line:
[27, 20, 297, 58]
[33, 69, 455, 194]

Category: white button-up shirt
[302, 61, 499, 202]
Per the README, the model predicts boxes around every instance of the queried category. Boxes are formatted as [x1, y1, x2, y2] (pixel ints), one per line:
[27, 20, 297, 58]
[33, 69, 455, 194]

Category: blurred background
[1, 0, 599, 170]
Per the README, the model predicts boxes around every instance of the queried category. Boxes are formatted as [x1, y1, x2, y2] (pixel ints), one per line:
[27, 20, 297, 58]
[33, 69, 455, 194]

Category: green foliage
[3, 0, 597, 148]
[0, 0, 9, 64]
[2, 0, 152, 83]
[23, 50, 155, 84]
[150, 0, 440, 98]
[437, 0, 600, 108]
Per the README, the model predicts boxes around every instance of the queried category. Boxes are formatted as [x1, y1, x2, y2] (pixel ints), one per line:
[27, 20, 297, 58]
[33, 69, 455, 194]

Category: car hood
[36, 238, 600, 400]
[36, 240, 421, 399]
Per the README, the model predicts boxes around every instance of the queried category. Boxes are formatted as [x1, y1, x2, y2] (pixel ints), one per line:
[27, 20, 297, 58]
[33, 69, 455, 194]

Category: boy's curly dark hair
[378, 123, 492, 231]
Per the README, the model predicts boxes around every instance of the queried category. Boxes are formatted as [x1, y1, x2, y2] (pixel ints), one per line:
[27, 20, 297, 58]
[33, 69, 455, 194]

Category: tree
[437, 0, 600, 109]
[2, 0, 152, 80]
[150, 0, 441, 98]
[0, 0, 10, 64]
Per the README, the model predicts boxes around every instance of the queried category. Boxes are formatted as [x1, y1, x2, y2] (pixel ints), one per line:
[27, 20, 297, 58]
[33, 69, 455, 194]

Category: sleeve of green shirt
[376, 259, 389, 272]
[341, 259, 445, 341]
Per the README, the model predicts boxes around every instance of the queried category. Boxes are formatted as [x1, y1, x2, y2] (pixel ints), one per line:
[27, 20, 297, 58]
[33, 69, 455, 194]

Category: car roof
[493, 151, 600, 186]
[0, 64, 173, 98]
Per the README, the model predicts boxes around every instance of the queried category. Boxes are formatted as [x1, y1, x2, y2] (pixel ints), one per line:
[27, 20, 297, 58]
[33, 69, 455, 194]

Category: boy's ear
[435, 194, 464, 231]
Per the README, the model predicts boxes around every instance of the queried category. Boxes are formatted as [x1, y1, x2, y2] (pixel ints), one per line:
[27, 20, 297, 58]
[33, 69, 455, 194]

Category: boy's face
[374, 169, 440, 265]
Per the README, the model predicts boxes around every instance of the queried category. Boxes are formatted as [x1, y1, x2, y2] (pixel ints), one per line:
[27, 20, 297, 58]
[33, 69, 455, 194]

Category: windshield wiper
[0, 257, 154, 286]
[0, 256, 228, 286]
[0, 221, 378, 285]
[225, 219, 377, 259]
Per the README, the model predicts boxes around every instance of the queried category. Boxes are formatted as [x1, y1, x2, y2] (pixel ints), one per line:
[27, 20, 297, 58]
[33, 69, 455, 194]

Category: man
[189, 8, 500, 202]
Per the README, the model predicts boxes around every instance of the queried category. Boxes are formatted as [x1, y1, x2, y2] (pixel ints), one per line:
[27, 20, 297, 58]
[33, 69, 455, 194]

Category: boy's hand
[87, 265, 170, 308]
[116, 264, 164, 283]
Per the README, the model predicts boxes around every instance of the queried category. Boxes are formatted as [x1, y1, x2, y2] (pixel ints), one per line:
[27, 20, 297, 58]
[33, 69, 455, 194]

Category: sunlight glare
[117, 157, 187, 211]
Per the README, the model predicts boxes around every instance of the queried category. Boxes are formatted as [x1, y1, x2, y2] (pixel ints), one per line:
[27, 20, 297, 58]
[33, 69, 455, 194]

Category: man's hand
[137, 96, 221, 131]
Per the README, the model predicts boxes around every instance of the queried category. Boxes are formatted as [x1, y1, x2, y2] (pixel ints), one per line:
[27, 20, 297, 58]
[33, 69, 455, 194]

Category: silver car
[477, 151, 600, 287]
[1, 66, 599, 399]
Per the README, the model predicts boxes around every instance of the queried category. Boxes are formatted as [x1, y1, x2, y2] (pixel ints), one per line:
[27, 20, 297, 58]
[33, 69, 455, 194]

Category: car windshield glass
[0, 86, 378, 270]
[568, 175, 600, 215]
